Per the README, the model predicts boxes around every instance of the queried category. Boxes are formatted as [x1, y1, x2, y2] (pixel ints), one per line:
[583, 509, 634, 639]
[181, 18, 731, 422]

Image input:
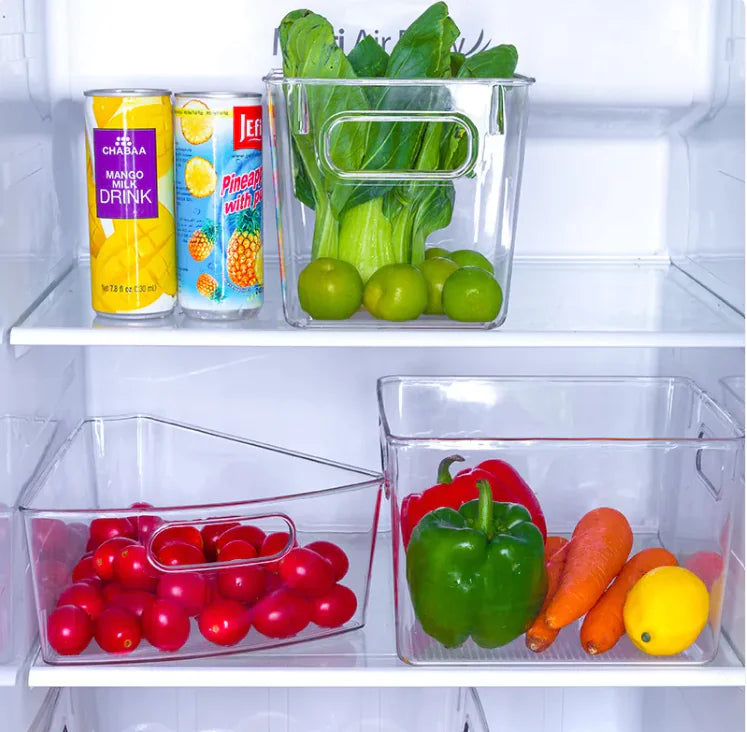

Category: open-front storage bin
[20, 416, 382, 665]
[265, 70, 533, 329]
[378, 376, 744, 666]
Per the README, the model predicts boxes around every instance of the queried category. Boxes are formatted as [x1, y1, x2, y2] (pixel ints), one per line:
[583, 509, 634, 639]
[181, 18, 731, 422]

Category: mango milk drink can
[174, 92, 264, 319]
[84, 89, 177, 317]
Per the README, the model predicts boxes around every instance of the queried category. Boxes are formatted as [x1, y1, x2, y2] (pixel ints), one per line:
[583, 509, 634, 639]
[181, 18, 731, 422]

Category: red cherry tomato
[157, 572, 209, 616]
[57, 582, 106, 620]
[218, 566, 265, 604]
[102, 582, 125, 604]
[157, 540, 206, 567]
[152, 526, 203, 556]
[201, 521, 240, 561]
[37, 559, 71, 594]
[252, 589, 311, 639]
[198, 599, 251, 646]
[279, 548, 335, 597]
[94, 607, 141, 654]
[142, 599, 191, 652]
[72, 554, 98, 584]
[113, 544, 159, 591]
[305, 541, 349, 582]
[89, 518, 136, 548]
[216, 539, 257, 563]
[65, 522, 90, 561]
[86, 537, 97, 553]
[32, 518, 69, 559]
[259, 532, 295, 573]
[47, 605, 93, 656]
[93, 537, 136, 581]
[130, 503, 164, 546]
[215, 525, 266, 554]
[264, 572, 283, 594]
[109, 590, 156, 620]
[310, 585, 357, 628]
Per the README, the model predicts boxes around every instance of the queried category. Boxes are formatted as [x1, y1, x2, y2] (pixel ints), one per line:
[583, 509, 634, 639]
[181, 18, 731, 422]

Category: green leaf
[456, 44, 518, 78]
[450, 52, 466, 77]
[338, 197, 396, 282]
[347, 35, 389, 78]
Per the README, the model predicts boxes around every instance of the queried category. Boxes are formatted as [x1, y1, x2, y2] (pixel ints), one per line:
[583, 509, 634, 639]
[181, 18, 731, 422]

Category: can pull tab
[145, 513, 297, 573]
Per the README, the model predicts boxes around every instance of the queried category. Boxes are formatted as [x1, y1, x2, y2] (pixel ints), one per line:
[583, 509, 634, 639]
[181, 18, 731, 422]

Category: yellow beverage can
[84, 89, 177, 317]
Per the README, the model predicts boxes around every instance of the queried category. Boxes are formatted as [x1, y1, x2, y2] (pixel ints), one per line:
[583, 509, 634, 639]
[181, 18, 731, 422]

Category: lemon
[179, 99, 214, 145]
[624, 566, 709, 656]
[185, 156, 217, 198]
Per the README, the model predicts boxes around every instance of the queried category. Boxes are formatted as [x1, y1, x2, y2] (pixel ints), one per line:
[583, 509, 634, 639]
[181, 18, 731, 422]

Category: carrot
[526, 536, 569, 652]
[580, 547, 678, 655]
[544, 507, 633, 630]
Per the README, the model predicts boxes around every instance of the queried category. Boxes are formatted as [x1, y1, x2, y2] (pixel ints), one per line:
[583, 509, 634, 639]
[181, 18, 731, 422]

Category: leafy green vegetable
[450, 52, 466, 76]
[457, 44, 518, 78]
[338, 197, 395, 282]
[347, 35, 389, 78]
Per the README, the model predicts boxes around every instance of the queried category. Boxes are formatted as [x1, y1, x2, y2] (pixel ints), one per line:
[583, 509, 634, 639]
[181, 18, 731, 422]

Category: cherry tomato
[142, 599, 191, 652]
[264, 572, 283, 594]
[57, 582, 106, 620]
[201, 521, 240, 561]
[310, 585, 357, 628]
[94, 607, 141, 654]
[259, 532, 295, 573]
[32, 518, 69, 560]
[216, 539, 257, 564]
[198, 599, 251, 646]
[72, 554, 98, 584]
[130, 503, 164, 545]
[109, 590, 156, 620]
[157, 541, 206, 567]
[252, 589, 311, 639]
[86, 537, 97, 553]
[93, 537, 136, 581]
[113, 544, 159, 591]
[47, 605, 93, 655]
[65, 522, 90, 562]
[151, 526, 203, 556]
[218, 566, 265, 604]
[215, 525, 266, 554]
[102, 582, 125, 604]
[306, 541, 349, 582]
[157, 572, 209, 616]
[37, 559, 71, 593]
[89, 518, 136, 548]
[279, 548, 335, 597]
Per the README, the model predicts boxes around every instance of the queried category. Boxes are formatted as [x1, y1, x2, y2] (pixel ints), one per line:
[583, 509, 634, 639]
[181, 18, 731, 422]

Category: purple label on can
[93, 128, 158, 219]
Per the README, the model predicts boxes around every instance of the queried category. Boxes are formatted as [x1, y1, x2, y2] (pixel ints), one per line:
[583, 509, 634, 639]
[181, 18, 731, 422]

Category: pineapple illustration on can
[175, 92, 263, 319]
[84, 89, 177, 317]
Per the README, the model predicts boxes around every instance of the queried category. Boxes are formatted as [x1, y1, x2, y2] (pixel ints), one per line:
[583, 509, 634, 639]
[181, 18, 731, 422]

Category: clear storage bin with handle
[20, 416, 382, 664]
[265, 70, 533, 328]
[377, 376, 744, 665]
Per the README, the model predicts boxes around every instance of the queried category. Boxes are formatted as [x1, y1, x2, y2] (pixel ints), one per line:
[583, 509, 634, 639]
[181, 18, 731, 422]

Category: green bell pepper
[406, 479, 547, 648]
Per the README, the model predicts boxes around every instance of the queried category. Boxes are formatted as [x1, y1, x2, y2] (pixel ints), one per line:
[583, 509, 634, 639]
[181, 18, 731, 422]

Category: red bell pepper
[401, 456, 547, 546]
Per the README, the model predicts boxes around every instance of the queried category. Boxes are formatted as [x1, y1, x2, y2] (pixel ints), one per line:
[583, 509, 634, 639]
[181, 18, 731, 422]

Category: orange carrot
[526, 536, 569, 652]
[544, 507, 633, 630]
[580, 547, 677, 655]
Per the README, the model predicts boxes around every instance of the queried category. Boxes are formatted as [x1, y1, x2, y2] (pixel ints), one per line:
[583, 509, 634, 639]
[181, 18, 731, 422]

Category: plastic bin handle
[145, 513, 297, 573]
[318, 110, 478, 181]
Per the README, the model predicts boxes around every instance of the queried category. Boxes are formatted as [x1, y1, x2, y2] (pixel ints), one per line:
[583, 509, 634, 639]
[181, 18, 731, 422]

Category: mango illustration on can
[84, 89, 177, 317]
[175, 92, 264, 320]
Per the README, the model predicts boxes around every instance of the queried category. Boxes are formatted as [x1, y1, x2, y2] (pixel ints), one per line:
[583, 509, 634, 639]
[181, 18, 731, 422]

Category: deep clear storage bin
[265, 70, 533, 328]
[377, 376, 744, 665]
[34, 687, 489, 732]
[20, 416, 382, 665]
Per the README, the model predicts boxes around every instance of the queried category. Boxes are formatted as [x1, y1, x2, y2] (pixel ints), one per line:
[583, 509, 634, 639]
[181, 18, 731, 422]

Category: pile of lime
[298, 248, 503, 323]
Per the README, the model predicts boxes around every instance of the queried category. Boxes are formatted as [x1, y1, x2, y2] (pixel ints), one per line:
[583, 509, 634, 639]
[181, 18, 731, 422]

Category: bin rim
[263, 68, 535, 86]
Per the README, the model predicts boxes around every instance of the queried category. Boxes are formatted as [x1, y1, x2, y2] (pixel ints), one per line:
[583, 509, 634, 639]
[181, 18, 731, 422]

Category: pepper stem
[436, 455, 465, 484]
[476, 479, 494, 538]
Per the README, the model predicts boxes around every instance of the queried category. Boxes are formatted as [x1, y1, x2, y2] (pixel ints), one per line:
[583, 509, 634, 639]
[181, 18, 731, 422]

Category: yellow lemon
[179, 100, 214, 145]
[624, 566, 709, 656]
[185, 156, 217, 198]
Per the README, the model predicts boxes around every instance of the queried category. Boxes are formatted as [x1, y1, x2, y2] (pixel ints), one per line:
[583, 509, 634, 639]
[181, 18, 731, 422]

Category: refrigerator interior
[0, 0, 744, 728]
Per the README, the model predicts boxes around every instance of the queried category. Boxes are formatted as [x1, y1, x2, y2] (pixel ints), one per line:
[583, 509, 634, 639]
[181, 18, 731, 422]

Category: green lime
[298, 258, 364, 320]
[425, 247, 451, 260]
[449, 249, 494, 274]
[442, 266, 503, 322]
[363, 264, 428, 321]
[418, 257, 459, 314]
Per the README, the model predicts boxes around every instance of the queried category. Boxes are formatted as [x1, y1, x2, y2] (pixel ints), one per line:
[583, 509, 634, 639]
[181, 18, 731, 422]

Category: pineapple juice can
[174, 92, 263, 319]
[84, 89, 177, 317]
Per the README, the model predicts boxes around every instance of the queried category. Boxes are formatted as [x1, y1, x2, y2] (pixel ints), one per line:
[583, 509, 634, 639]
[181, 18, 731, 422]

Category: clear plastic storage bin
[33, 687, 489, 732]
[20, 416, 382, 665]
[265, 70, 533, 328]
[377, 376, 744, 665]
